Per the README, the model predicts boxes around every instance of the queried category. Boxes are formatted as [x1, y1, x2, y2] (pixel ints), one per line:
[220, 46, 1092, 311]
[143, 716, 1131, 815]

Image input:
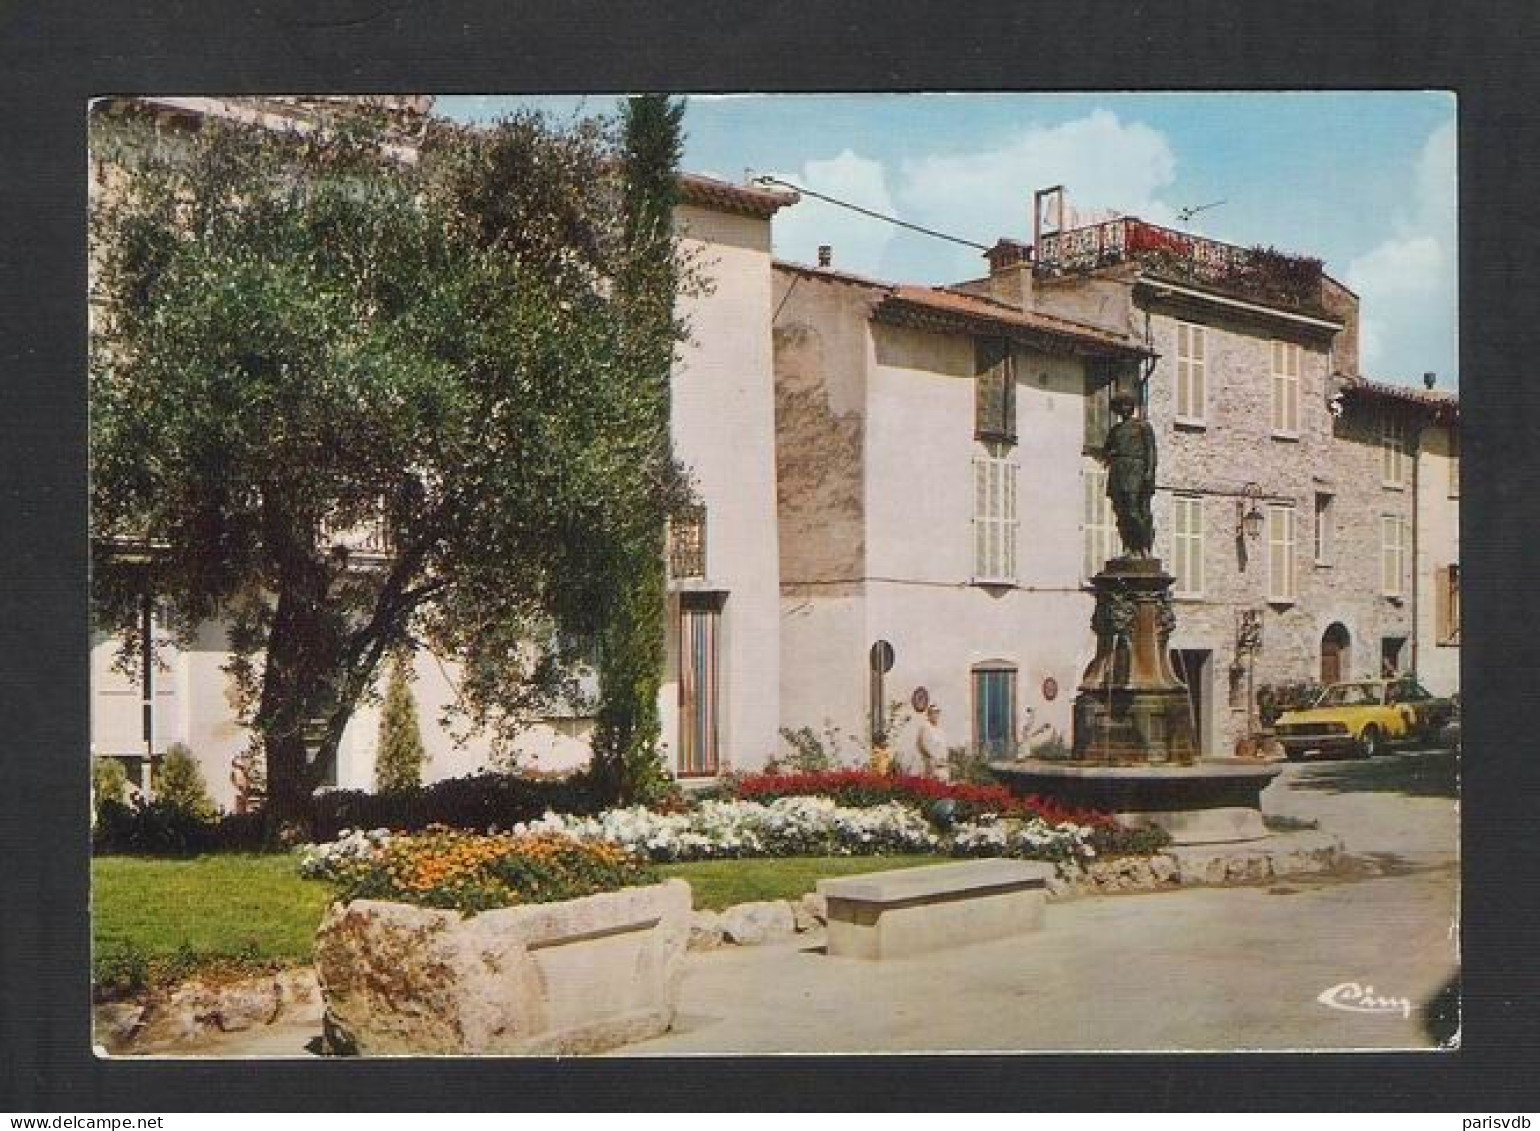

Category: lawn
[93, 854, 337, 994]
[91, 851, 937, 992]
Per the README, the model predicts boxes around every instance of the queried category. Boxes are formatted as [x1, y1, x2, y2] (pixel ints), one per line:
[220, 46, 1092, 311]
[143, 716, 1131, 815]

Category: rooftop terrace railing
[1036, 217, 1326, 314]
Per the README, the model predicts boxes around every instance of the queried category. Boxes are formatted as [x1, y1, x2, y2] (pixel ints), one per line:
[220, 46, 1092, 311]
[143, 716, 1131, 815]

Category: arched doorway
[1321, 623, 1351, 685]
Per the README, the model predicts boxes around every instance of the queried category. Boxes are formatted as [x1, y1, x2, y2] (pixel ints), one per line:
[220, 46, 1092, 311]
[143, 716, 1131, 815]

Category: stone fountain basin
[989, 759, 1283, 845]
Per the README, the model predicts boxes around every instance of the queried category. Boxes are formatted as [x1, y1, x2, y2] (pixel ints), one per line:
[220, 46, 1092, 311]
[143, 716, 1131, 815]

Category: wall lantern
[1237, 482, 1265, 541]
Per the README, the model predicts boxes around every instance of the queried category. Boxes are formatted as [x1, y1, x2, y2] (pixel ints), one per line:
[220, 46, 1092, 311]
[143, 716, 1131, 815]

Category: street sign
[869, 639, 895, 674]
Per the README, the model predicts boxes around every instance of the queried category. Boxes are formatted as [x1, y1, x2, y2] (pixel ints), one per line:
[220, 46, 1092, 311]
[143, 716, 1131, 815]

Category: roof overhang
[1339, 374, 1459, 422]
[678, 174, 799, 218]
[1137, 276, 1344, 334]
[874, 291, 1149, 361]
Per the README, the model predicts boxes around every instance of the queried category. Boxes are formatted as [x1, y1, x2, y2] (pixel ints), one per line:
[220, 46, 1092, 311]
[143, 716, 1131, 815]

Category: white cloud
[897, 110, 1182, 245]
[766, 149, 897, 274]
[1346, 121, 1458, 382]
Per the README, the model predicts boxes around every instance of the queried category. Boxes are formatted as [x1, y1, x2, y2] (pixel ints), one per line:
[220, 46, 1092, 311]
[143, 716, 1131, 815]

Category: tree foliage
[375, 655, 427, 792]
[589, 96, 689, 804]
[155, 742, 217, 820]
[90, 102, 690, 834]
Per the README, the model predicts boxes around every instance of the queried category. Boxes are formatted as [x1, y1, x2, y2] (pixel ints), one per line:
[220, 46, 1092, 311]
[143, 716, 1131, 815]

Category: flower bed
[727, 770, 1113, 827]
[299, 825, 658, 913]
[517, 796, 1097, 865]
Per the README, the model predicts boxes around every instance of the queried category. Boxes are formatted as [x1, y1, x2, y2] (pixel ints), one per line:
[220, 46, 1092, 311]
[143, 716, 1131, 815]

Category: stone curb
[1048, 829, 1345, 899]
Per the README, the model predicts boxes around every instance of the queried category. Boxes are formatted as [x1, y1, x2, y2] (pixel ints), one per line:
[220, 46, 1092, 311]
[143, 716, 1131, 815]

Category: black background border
[3, 0, 1537, 1111]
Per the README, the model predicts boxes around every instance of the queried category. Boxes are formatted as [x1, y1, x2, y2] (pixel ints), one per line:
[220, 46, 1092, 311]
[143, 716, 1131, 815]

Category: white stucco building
[90, 95, 797, 806]
[770, 255, 1149, 769]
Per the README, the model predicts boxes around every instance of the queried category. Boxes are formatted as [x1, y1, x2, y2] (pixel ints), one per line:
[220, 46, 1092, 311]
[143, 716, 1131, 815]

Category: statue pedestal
[989, 557, 1285, 846]
[1071, 557, 1197, 764]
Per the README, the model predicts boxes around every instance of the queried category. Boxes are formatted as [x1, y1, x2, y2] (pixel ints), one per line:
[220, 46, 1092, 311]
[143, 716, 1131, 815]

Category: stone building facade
[1007, 218, 1444, 756]
[1343, 376, 1461, 697]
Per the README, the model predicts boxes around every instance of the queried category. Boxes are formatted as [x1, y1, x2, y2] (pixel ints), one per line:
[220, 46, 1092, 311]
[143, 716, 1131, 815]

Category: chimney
[1423, 371, 1437, 390]
[984, 238, 1034, 310]
[817, 244, 832, 268]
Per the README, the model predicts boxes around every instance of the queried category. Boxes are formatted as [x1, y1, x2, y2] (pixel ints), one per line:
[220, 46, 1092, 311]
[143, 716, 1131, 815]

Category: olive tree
[90, 99, 691, 834]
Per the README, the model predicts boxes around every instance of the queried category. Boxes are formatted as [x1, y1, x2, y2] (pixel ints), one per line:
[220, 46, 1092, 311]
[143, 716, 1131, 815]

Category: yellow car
[1273, 678, 1455, 761]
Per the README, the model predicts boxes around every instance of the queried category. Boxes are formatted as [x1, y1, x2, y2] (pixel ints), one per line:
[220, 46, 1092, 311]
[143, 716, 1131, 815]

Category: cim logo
[1315, 981, 1412, 1019]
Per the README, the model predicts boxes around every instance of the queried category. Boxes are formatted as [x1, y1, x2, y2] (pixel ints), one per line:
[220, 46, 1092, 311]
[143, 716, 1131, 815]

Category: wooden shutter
[1434, 565, 1452, 644]
[1177, 323, 1206, 422]
[975, 337, 1014, 442]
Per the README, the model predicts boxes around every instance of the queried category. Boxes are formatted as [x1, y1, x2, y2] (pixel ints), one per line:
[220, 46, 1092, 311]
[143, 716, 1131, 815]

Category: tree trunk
[256, 552, 341, 844]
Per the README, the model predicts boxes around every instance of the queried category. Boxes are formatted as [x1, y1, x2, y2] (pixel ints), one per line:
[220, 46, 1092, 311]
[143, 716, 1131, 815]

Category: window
[1171, 495, 1204, 597]
[1270, 340, 1301, 436]
[1266, 504, 1297, 603]
[1382, 414, 1408, 487]
[1083, 462, 1117, 579]
[972, 665, 1017, 758]
[1085, 358, 1139, 452]
[1314, 492, 1334, 565]
[1448, 429, 1460, 497]
[1381, 515, 1407, 597]
[973, 445, 1018, 583]
[1436, 563, 1461, 646]
[974, 337, 1016, 443]
[667, 504, 707, 580]
[1175, 322, 1206, 424]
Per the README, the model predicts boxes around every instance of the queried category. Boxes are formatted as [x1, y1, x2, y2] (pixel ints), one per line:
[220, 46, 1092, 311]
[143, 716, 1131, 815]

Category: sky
[438, 93, 1458, 388]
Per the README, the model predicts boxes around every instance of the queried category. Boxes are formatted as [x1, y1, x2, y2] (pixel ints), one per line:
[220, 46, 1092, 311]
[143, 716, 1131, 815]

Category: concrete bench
[816, 859, 1055, 960]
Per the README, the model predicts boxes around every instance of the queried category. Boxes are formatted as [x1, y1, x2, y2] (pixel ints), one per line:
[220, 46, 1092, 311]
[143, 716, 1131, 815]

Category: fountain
[991, 392, 1279, 844]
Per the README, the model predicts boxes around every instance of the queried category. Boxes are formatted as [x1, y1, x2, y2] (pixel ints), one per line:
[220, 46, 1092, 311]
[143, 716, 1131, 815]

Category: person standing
[916, 704, 952, 780]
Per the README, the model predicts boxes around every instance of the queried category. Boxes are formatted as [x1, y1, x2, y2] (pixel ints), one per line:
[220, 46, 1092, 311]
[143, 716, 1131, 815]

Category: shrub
[375, 657, 427, 793]
[1257, 680, 1325, 728]
[777, 724, 843, 773]
[944, 745, 996, 786]
[308, 769, 606, 841]
[299, 826, 658, 914]
[154, 743, 217, 821]
[1086, 823, 1173, 857]
[92, 757, 130, 817]
[1028, 728, 1072, 761]
[92, 938, 280, 1002]
[92, 940, 150, 999]
[91, 770, 608, 856]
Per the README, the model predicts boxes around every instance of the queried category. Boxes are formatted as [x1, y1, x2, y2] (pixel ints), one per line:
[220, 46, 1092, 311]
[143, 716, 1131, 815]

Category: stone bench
[816, 859, 1055, 960]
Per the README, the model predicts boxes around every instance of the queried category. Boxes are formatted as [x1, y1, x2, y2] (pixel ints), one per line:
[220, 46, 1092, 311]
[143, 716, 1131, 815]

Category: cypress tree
[155, 742, 217, 819]
[375, 655, 427, 792]
[591, 95, 687, 804]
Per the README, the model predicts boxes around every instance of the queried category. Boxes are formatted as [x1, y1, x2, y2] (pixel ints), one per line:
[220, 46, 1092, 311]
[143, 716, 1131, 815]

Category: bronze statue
[1103, 390, 1156, 558]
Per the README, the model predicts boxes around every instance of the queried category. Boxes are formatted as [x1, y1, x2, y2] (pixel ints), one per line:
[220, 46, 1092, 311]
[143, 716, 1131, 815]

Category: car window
[1319, 684, 1378, 707]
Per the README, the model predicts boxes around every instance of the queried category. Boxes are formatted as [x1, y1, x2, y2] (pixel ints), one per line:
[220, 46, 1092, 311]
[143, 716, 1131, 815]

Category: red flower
[728, 771, 1114, 827]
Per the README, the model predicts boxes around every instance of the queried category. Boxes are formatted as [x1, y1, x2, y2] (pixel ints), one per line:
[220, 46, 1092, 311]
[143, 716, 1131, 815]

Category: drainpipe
[1410, 420, 1421, 678]
[140, 589, 155, 799]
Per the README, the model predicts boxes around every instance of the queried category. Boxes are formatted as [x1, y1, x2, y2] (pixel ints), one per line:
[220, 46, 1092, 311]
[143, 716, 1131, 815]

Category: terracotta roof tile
[881, 285, 1148, 358]
[1340, 374, 1459, 416]
[677, 173, 798, 217]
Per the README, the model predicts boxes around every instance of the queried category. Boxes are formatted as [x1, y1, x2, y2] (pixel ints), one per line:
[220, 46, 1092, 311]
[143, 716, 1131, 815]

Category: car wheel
[1356, 725, 1381, 759]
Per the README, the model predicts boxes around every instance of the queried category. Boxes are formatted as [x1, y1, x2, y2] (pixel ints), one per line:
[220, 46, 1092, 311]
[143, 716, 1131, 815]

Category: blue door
[973, 667, 1016, 758]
